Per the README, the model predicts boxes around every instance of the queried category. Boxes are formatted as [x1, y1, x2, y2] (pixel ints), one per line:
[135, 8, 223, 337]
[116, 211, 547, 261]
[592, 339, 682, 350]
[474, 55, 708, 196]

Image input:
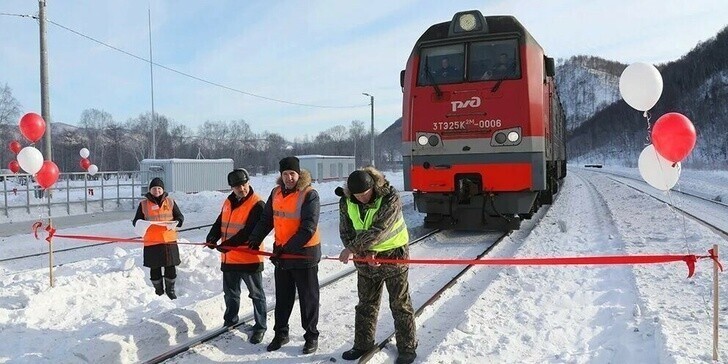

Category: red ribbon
[30, 222, 205, 246]
[222, 246, 721, 278]
[29, 222, 723, 278]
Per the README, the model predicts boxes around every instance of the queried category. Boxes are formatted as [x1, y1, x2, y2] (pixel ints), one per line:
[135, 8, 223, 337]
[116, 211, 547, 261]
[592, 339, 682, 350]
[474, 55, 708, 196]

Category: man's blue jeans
[223, 270, 267, 331]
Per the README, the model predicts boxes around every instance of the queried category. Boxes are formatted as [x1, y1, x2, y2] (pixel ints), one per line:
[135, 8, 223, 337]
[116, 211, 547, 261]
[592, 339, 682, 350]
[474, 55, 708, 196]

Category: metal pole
[148, 8, 157, 159]
[83, 173, 88, 213]
[362, 93, 375, 167]
[131, 172, 135, 208]
[38, 0, 52, 161]
[3, 178, 7, 217]
[370, 95, 375, 168]
[116, 172, 120, 207]
[25, 176, 30, 214]
[713, 244, 719, 362]
[101, 172, 105, 211]
[47, 194, 54, 288]
[66, 176, 69, 215]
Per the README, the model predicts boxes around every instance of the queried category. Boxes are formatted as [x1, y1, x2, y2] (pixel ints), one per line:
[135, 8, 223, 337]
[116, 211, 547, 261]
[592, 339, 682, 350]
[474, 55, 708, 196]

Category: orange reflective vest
[220, 193, 263, 264]
[140, 196, 178, 246]
[272, 186, 320, 248]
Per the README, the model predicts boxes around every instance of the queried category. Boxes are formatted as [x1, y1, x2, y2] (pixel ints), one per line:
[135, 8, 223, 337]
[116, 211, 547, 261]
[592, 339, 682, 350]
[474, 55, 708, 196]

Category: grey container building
[139, 159, 234, 193]
[298, 155, 355, 183]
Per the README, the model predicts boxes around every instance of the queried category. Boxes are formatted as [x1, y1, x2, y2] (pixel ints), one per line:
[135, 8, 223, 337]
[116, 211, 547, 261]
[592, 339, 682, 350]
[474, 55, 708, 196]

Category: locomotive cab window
[468, 39, 520, 81]
[418, 44, 465, 85]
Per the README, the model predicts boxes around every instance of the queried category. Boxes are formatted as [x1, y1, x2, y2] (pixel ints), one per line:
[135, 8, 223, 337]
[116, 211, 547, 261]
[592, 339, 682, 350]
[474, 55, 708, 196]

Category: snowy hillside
[556, 57, 623, 132]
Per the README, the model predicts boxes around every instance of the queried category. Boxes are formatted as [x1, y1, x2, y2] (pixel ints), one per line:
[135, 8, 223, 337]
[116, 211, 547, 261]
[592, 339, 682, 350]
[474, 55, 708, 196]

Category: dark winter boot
[266, 334, 289, 351]
[395, 352, 417, 364]
[164, 277, 177, 300]
[302, 338, 318, 354]
[151, 279, 164, 296]
[342, 348, 369, 360]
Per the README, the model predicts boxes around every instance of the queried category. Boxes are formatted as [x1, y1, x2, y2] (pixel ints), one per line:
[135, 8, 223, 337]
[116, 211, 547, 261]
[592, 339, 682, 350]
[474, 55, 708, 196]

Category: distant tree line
[0, 84, 398, 174]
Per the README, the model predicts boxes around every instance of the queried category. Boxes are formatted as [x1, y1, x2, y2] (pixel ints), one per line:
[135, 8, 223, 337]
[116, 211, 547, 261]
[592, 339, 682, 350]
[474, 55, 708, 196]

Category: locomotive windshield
[418, 44, 464, 85]
[417, 38, 520, 85]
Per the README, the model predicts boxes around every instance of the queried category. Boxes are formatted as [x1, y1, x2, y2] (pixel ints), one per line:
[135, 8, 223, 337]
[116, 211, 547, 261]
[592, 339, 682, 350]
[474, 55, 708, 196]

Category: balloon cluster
[619, 63, 696, 191]
[79, 148, 98, 176]
[9, 113, 60, 190]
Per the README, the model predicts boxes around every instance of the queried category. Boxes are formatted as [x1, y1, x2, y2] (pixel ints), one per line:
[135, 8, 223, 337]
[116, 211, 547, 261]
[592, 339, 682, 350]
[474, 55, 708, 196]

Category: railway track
[587, 168, 728, 209]
[357, 230, 511, 363]
[603, 175, 728, 239]
[144, 229, 442, 364]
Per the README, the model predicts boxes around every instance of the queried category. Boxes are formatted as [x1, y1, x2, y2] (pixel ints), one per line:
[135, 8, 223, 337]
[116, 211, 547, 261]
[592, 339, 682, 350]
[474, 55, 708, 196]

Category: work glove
[270, 245, 284, 265]
[248, 240, 261, 250]
[217, 239, 233, 253]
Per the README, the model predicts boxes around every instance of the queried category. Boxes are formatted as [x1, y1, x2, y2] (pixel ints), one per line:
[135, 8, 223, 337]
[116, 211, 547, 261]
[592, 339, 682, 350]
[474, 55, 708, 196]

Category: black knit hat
[227, 168, 249, 186]
[347, 170, 373, 194]
[279, 156, 301, 174]
[149, 177, 164, 190]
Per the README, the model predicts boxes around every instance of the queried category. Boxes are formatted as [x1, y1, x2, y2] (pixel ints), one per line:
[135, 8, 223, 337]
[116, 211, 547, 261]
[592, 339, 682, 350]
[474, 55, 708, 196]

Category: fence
[0, 170, 151, 217]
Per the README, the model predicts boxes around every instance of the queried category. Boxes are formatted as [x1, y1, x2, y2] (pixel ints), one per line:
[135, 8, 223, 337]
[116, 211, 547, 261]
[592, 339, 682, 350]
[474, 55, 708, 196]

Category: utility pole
[38, 0, 54, 288]
[38, 0, 52, 161]
[148, 7, 156, 159]
[362, 93, 375, 167]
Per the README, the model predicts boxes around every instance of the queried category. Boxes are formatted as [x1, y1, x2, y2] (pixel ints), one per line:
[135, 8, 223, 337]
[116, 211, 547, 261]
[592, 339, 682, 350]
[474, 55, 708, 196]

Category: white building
[297, 155, 355, 183]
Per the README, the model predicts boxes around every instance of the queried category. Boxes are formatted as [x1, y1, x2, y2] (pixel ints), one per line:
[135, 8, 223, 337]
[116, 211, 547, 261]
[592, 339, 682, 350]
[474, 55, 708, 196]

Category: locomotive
[401, 10, 566, 231]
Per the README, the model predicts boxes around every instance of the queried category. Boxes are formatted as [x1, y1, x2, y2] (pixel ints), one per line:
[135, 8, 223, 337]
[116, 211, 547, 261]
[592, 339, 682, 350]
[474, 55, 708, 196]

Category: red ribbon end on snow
[30, 222, 55, 243]
[31, 221, 43, 240]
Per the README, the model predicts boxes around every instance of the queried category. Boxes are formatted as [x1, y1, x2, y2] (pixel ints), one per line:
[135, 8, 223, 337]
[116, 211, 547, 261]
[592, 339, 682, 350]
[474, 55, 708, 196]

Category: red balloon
[19, 112, 46, 143]
[9, 140, 22, 154]
[8, 160, 20, 174]
[651, 112, 696, 163]
[80, 158, 91, 170]
[36, 160, 60, 189]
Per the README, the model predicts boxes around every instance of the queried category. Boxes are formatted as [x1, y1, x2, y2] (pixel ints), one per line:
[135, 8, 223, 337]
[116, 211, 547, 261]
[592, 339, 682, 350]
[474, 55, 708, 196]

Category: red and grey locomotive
[401, 10, 566, 230]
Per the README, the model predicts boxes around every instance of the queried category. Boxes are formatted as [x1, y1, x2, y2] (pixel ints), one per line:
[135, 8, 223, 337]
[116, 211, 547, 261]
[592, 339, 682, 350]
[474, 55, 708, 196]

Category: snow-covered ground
[0, 167, 726, 363]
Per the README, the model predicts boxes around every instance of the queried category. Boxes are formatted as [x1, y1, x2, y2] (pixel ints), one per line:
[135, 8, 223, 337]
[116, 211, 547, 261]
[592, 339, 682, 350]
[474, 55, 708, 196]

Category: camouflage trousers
[353, 269, 417, 354]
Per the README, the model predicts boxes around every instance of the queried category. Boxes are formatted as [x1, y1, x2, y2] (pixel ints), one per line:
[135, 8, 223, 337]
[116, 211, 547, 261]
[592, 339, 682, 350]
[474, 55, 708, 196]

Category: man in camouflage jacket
[337, 167, 417, 364]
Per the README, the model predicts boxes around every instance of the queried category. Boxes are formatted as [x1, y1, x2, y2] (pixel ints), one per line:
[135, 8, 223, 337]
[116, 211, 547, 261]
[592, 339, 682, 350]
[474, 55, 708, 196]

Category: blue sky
[1, 0, 726, 140]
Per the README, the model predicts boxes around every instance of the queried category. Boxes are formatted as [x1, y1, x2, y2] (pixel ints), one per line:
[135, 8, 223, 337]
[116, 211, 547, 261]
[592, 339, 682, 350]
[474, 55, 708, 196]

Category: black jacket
[206, 188, 265, 272]
[248, 169, 321, 269]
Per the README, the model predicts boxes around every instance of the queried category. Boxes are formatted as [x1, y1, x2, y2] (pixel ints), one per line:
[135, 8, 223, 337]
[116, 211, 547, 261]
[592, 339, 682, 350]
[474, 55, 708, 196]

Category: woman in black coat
[132, 177, 184, 299]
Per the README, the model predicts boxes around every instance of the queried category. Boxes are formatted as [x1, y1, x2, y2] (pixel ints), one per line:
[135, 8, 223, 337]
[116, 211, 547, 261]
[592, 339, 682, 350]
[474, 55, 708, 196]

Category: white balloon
[87, 164, 99, 176]
[638, 144, 681, 191]
[79, 148, 90, 158]
[619, 62, 663, 111]
[17, 146, 44, 174]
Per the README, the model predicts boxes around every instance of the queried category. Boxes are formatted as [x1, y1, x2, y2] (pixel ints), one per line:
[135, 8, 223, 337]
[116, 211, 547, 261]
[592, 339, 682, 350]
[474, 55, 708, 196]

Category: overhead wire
[0, 12, 368, 109]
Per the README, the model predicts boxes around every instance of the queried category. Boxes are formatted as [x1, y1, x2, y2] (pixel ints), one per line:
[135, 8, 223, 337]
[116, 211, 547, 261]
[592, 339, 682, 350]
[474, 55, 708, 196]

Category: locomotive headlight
[417, 135, 429, 145]
[458, 13, 477, 31]
[428, 135, 440, 146]
[507, 131, 520, 142]
[494, 132, 507, 144]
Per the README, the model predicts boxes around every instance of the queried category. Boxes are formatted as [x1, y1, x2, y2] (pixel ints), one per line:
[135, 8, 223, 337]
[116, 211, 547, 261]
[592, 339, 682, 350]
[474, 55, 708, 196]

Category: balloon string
[643, 110, 652, 145]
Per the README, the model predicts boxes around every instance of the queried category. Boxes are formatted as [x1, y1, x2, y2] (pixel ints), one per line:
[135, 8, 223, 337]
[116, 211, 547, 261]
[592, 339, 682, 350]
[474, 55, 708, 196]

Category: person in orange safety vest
[132, 177, 184, 300]
[206, 168, 267, 344]
[248, 156, 321, 355]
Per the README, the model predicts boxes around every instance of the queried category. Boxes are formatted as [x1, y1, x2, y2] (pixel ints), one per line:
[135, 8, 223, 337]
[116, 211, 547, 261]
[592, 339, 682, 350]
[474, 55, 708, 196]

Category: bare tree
[79, 108, 114, 168]
[0, 84, 22, 167]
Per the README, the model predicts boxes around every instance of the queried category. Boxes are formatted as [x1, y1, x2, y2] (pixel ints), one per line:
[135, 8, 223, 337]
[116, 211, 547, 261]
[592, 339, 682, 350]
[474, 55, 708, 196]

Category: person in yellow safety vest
[248, 156, 321, 355]
[205, 168, 267, 344]
[132, 177, 184, 300]
[337, 167, 417, 364]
